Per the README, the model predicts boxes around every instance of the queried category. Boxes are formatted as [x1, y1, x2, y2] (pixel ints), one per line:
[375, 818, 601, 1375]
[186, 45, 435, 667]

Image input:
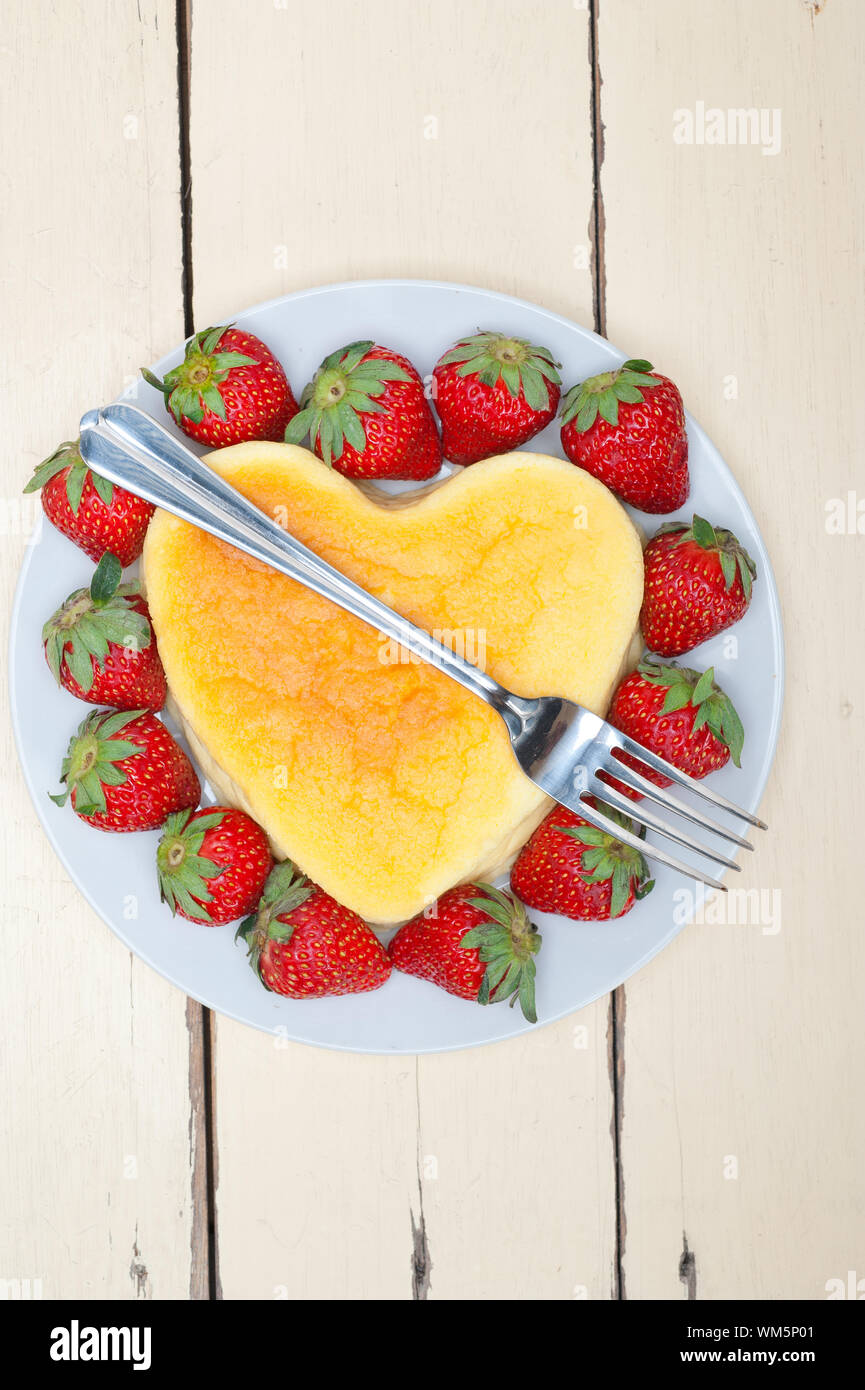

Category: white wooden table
[2, 0, 862, 1301]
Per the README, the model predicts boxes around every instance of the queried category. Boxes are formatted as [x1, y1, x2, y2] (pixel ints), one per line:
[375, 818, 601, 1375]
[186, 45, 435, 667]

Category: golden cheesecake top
[143, 444, 643, 923]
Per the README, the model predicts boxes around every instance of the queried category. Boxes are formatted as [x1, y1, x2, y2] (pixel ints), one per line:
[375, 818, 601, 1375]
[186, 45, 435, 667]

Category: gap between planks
[588, 0, 626, 1303]
[175, 0, 220, 1302]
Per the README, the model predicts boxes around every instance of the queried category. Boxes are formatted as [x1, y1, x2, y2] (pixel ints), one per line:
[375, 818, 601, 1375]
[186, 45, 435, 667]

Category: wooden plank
[599, 0, 865, 1298]
[189, 0, 617, 1299]
[188, 0, 597, 327]
[0, 0, 199, 1298]
[416, 1015, 618, 1300]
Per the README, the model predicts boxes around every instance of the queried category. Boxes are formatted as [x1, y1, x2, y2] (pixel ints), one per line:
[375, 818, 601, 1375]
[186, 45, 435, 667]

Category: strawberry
[142, 323, 299, 448]
[24, 439, 155, 565]
[42, 552, 166, 711]
[236, 860, 391, 998]
[560, 359, 688, 513]
[388, 883, 541, 1022]
[641, 514, 757, 656]
[511, 798, 654, 921]
[285, 340, 441, 480]
[157, 806, 272, 925]
[604, 659, 744, 800]
[51, 708, 200, 832]
[432, 330, 561, 465]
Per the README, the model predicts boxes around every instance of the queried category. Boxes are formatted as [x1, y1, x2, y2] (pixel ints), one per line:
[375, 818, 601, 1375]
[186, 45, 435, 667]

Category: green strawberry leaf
[576, 397, 599, 432]
[719, 550, 737, 589]
[210, 351, 257, 373]
[717, 696, 745, 767]
[90, 472, 114, 507]
[560, 824, 607, 846]
[201, 383, 227, 420]
[737, 551, 754, 601]
[67, 640, 96, 691]
[598, 390, 619, 427]
[617, 369, 657, 387]
[324, 340, 373, 372]
[285, 407, 317, 444]
[661, 683, 693, 714]
[24, 451, 68, 494]
[170, 385, 204, 424]
[90, 552, 122, 604]
[318, 411, 335, 466]
[65, 461, 88, 515]
[613, 382, 643, 404]
[517, 962, 537, 1023]
[329, 409, 345, 461]
[356, 359, 411, 384]
[691, 702, 710, 734]
[336, 400, 365, 451]
[519, 363, 549, 412]
[259, 860, 314, 919]
[610, 860, 631, 919]
[691, 515, 717, 549]
[691, 667, 716, 706]
[199, 325, 227, 356]
[141, 366, 170, 395]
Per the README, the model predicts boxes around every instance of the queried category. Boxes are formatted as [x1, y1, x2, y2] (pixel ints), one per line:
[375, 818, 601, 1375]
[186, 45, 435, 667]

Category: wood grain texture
[5, 0, 860, 1303]
[416, 1015, 618, 1300]
[188, 0, 617, 1299]
[599, 0, 865, 1298]
[188, 0, 596, 326]
[0, 0, 197, 1298]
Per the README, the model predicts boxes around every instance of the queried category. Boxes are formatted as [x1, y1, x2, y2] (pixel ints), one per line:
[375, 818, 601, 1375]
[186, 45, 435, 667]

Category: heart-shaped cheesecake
[143, 444, 643, 924]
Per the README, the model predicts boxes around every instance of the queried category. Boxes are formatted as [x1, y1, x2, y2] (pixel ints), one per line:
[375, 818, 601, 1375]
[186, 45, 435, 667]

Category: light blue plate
[9, 280, 784, 1053]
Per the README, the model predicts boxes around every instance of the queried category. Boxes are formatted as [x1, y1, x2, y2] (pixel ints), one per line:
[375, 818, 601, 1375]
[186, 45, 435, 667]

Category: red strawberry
[560, 358, 688, 513]
[604, 659, 744, 801]
[511, 798, 654, 921]
[42, 552, 166, 711]
[236, 861, 391, 998]
[388, 883, 541, 1022]
[142, 323, 299, 447]
[51, 709, 200, 832]
[24, 439, 155, 565]
[286, 340, 441, 480]
[157, 806, 272, 925]
[432, 330, 561, 465]
[641, 514, 757, 656]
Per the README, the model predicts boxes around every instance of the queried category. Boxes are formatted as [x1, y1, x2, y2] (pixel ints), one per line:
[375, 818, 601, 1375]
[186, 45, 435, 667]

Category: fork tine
[609, 732, 768, 829]
[591, 778, 742, 871]
[574, 797, 727, 892]
[596, 756, 754, 850]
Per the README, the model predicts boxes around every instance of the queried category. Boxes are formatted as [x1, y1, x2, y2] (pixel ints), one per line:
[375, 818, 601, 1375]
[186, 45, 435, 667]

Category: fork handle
[78, 402, 514, 716]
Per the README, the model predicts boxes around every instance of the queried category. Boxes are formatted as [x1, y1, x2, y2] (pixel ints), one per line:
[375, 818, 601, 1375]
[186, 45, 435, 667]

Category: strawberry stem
[561, 358, 659, 432]
[141, 324, 257, 427]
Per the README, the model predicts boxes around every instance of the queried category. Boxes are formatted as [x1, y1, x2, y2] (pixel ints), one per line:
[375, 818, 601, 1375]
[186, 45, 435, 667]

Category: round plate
[10, 280, 784, 1054]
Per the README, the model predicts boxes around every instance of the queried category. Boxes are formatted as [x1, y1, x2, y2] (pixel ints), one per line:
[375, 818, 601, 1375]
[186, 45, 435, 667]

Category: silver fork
[78, 402, 766, 891]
